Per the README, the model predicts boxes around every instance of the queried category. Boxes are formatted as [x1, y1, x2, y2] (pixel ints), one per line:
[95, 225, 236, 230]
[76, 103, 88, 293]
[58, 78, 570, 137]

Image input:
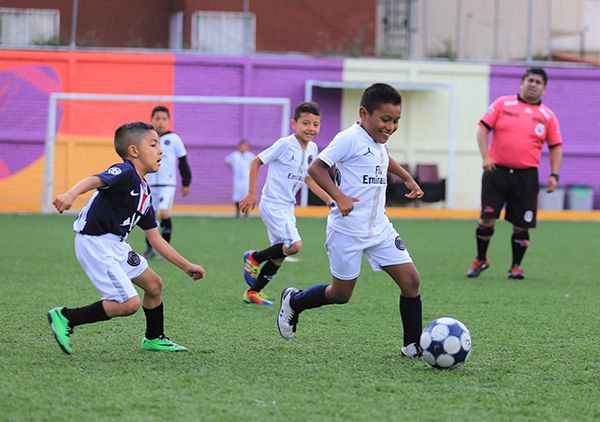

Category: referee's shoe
[466, 259, 490, 278]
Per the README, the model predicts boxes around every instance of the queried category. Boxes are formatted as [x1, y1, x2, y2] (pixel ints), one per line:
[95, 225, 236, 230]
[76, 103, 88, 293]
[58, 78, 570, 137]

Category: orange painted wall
[0, 50, 175, 212]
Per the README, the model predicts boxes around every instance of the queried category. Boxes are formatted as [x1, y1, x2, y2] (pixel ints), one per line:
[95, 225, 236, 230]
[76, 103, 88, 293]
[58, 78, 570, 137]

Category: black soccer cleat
[466, 259, 490, 278]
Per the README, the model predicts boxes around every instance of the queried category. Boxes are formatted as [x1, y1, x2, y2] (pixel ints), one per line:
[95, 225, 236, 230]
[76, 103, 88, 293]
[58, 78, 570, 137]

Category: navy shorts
[480, 166, 539, 228]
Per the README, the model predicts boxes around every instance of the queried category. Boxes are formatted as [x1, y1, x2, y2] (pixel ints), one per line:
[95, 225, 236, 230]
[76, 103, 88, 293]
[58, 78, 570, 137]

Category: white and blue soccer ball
[420, 317, 472, 369]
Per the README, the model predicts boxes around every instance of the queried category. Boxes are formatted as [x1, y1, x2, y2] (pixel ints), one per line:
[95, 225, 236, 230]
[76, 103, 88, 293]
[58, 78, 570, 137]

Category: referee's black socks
[476, 224, 494, 261]
[511, 231, 530, 267]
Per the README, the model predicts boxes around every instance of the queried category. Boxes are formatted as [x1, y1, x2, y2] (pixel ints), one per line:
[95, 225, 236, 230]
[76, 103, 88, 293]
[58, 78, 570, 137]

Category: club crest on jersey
[107, 167, 122, 175]
[535, 123, 545, 136]
[127, 251, 141, 266]
[308, 155, 313, 164]
[165, 140, 171, 145]
[395, 236, 406, 251]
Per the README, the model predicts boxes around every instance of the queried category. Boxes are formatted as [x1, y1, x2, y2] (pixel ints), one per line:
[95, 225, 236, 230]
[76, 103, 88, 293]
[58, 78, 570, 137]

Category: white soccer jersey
[225, 150, 256, 201]
[258, 134, 318, 205]
[319, 122, 391, 237]
[146, 131, 187, 187]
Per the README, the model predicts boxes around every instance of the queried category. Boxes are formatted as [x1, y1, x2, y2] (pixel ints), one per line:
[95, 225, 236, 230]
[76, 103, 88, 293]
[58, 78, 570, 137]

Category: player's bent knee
[284, 241, 302, 256]
[146, 275, 163, 297]
[119, 296, 141, 316]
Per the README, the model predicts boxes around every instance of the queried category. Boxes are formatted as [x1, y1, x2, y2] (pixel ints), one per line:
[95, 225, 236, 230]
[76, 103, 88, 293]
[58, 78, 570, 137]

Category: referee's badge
[127, 251, 141, 266]
[535, 123, 545, 136]
[394, 236, 406, 251]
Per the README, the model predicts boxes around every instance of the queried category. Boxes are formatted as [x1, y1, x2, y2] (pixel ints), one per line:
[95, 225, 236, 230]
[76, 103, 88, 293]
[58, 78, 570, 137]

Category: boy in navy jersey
[277, 84, 426, 358]
[47, 121, 205, 355]
[143, 105, 192, 260]
[239, 102, 333, 306]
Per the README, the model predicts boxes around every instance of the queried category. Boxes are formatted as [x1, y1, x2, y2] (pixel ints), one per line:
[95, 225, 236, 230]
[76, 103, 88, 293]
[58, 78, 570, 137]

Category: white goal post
[42, 93, 291, 213]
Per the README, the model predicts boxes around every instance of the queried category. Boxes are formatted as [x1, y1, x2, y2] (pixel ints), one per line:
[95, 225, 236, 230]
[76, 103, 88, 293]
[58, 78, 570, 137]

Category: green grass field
[1, 214, 599, 421]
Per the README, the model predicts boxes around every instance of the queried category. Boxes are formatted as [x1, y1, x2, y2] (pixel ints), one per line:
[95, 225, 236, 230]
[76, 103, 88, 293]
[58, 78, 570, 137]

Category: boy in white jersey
[143, 105, 192, 259]
[277, 84, 426, 358]
[225, 139, 256, 217]
[47, 121, 205, 355]
[239, 102, 333, 306]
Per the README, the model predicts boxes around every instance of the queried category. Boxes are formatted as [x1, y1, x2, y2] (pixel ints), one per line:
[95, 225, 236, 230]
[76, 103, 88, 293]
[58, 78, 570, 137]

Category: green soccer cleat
[242, 289, 274, 306]
[141, 335, 188, 352]
[47, 307, 73, 355]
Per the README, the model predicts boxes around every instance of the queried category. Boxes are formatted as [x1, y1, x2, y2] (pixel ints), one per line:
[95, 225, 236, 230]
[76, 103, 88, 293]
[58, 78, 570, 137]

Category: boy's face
[129, 130, 162, 174]
[151, 111, 170, 135]
[239, 142, 250, 153]
[291, 112, 320, 143]
[359, 103, 402, 144]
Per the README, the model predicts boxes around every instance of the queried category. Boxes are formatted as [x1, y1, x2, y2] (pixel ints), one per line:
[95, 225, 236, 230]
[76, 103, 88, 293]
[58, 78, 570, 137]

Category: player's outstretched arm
[53, 176, 105, 213]
[388, 157, 424, 199]
[146, 228, 205, 280]
[239, 157, 263, 212]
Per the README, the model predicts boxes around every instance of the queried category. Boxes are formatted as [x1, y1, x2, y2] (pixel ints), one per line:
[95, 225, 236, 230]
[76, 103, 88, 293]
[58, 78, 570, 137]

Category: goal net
[42, 93, 291, 213]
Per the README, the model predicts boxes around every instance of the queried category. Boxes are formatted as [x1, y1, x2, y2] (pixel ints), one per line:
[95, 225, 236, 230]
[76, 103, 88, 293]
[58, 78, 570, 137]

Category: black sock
[476, 224, 494, 261]
[253, 260, 280, 292]
[160, 218, 172, 243]
[61, 301, 110, 327]
[511, 231, 529, 267]
[143, 302, 164, 340]
[235, 202, 240, 218]
[253, 243, 285, 264]
[290, 284, 330, 314]
[400, 295, 422, 346]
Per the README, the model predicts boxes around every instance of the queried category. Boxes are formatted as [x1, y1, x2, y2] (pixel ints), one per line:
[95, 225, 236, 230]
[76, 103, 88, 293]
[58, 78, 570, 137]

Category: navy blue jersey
[73, 160, 157, 239]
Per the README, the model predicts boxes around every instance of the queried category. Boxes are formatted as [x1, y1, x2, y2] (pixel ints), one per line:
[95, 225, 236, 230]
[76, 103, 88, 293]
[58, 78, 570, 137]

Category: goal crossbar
[42, 93, 291, 213]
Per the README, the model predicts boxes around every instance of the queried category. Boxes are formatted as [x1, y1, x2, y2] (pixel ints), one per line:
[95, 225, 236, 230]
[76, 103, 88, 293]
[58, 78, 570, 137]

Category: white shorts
[325, 222, 413, 281]
[151, 186, 176, 211]
[74, 233, 148, 302]
[259, 200, 301, 248]
[232, 179, 249, 202]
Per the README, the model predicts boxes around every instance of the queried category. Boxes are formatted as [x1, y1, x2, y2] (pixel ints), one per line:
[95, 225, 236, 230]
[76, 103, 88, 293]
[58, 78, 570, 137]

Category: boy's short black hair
[293, 102, 320, 120]
[114, 121, 155, 160]
[360, 83, 402, 114]
[151, 105, 170, 118]
[522, 67, 548, 85]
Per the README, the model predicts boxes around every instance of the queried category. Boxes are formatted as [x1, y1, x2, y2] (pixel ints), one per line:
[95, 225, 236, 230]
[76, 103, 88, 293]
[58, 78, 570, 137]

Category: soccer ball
[420, 317, 472, 369]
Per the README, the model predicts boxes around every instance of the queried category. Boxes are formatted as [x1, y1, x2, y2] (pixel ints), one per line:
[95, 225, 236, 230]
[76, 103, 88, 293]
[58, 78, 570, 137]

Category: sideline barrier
[166, 205, 600, 222]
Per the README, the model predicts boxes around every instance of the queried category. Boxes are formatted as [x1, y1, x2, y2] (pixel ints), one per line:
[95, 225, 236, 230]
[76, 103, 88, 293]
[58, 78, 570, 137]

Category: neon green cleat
[141, 335, 187, 352]
[47, 307, 73, 355]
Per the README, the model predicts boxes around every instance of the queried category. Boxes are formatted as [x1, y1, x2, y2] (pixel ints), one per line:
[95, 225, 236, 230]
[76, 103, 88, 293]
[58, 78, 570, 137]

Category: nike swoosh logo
[130, 190, 140, 196]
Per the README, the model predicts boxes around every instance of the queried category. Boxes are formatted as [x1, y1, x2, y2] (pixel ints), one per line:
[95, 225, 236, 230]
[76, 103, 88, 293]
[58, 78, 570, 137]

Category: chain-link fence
[378, 0, 600, 62]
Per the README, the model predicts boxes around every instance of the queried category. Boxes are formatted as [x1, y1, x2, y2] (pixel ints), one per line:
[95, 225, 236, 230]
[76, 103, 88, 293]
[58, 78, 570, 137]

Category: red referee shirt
[480, 94, 562, 169]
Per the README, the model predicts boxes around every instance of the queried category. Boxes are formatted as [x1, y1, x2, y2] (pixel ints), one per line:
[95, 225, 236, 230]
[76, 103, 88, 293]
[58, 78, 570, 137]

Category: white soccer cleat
[277, 287, 299, 340]
[401, 342, 423, 358]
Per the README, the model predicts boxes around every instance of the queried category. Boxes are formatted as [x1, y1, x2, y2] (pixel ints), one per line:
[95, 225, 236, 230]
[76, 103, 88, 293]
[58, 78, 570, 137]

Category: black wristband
[550, 173, 560, 182]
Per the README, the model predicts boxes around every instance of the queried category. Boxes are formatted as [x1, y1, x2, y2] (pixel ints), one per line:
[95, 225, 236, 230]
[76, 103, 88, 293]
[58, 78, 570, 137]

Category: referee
[467, 67, 563, 280]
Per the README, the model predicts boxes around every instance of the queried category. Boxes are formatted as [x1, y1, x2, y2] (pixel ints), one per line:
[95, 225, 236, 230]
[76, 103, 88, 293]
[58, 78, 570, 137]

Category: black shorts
[480, 166, 539, 228]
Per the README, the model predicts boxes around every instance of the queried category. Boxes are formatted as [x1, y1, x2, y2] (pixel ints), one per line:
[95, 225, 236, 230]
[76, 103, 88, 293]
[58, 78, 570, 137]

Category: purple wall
[490, 65, 600, 209]
[173, 55, 343, 205]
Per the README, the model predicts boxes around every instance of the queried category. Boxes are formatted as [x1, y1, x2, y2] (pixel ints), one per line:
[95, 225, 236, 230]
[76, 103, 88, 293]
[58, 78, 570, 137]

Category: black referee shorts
[480, 166, 539, 228]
